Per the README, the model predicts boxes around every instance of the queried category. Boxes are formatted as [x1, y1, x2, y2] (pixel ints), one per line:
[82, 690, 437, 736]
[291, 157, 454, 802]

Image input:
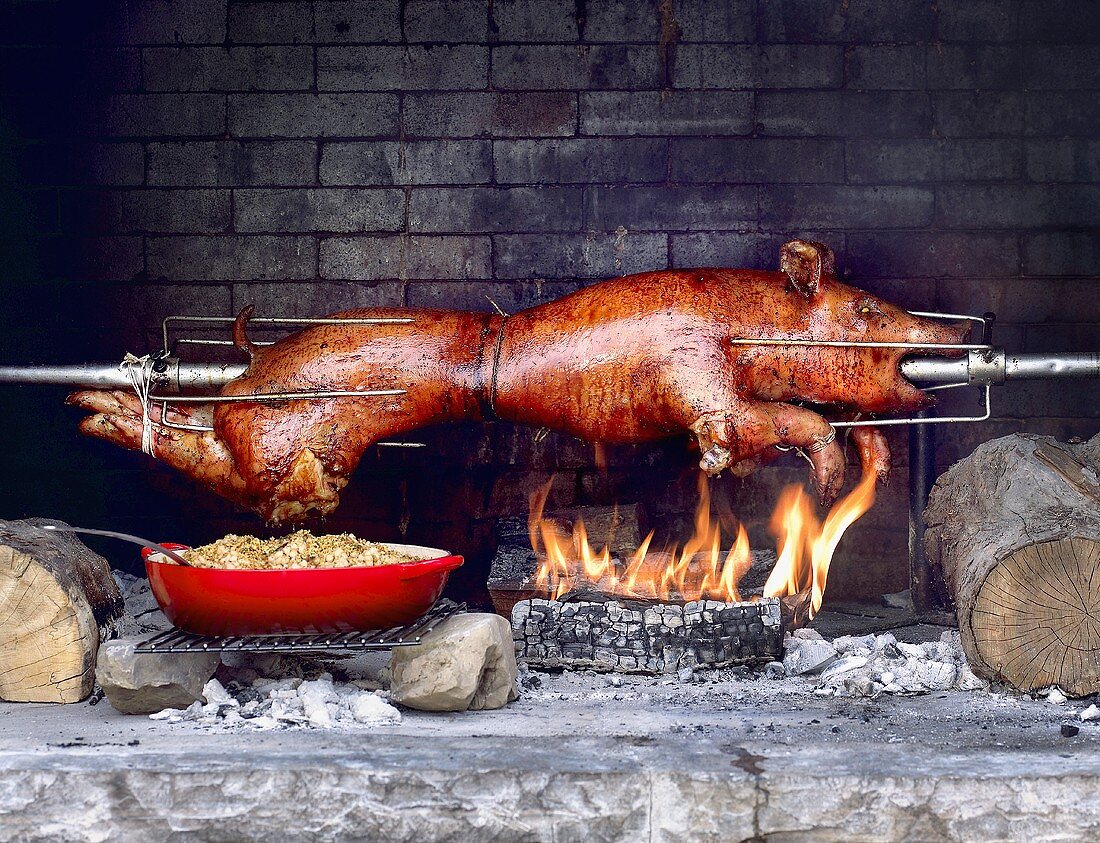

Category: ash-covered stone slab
[513, 597, 783, 673]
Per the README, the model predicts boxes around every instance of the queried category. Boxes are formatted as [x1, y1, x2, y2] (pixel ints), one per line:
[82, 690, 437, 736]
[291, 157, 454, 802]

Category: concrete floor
[2, 611, 1099, 842]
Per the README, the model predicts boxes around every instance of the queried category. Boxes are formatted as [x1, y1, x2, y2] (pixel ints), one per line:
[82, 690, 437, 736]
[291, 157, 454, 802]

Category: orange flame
[531, 469, 877, 621]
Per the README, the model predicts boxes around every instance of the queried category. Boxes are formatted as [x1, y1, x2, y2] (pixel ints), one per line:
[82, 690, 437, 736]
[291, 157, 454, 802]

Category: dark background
[0, 0, 1097, 606]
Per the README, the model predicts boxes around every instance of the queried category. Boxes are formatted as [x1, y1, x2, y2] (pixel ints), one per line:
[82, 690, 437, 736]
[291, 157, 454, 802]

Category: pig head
[686, 239, 970, 502]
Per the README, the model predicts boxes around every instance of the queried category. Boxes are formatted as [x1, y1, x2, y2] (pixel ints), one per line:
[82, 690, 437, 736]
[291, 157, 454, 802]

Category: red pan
[143, 542, 463, 636]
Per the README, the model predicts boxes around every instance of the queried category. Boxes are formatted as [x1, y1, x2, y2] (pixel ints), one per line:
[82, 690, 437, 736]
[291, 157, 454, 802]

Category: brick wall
[0, 0, 1097, 605]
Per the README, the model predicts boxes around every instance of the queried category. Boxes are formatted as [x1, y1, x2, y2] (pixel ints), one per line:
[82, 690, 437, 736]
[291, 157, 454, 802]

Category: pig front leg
[690, 399, 846, 504]
[67, 390, 253, 509]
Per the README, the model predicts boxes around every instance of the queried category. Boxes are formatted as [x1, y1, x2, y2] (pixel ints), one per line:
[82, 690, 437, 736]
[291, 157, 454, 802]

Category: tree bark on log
[925, 433, 1100, 696]
[0, 519, 124, 703]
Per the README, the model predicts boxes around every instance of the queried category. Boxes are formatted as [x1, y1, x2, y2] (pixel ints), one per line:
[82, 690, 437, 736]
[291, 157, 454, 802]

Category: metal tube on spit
[1004, 351, 1100, 381]
[901, 351, 1100, 386]
[0, 361, 248, 393]
[0, 363, 139, 390]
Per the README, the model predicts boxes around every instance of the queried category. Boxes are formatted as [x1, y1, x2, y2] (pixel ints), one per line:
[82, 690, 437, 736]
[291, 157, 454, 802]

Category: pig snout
[903, 316, 971, 354]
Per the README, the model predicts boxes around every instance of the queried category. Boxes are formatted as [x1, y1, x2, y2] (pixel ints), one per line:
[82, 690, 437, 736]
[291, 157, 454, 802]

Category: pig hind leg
[691, 400, 846, 504]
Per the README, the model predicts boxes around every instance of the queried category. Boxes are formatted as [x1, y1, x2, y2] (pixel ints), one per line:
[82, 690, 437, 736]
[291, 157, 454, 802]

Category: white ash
[1041, 686, 1069, 705]
[776, 629, 990, 697]
[150, 675, 401, 730]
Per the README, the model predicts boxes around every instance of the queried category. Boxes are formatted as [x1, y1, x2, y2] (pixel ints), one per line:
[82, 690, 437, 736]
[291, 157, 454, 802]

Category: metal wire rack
[133, 599, 465, 654]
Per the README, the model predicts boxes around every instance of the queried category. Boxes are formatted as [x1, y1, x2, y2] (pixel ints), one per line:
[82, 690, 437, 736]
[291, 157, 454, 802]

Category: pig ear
[779, 239, 836, 298]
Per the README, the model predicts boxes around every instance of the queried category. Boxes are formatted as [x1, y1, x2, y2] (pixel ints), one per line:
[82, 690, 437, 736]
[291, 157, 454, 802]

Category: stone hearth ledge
[2, 667, 1100, 842]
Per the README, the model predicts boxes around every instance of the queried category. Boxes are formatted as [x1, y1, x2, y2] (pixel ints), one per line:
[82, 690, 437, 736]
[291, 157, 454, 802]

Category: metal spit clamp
[966, 348, 1006, 385]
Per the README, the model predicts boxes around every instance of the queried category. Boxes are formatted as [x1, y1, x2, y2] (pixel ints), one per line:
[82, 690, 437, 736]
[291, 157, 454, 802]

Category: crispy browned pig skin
[68, 240, 968, 523]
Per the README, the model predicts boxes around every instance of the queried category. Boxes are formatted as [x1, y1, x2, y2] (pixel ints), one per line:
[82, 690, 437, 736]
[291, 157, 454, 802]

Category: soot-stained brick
[234, 281, 406, 315]
[1026, 140, 1100, 182]
[320, 235, 492, 280]
[491, 0, 580, 42]
[314, 1, 403, 43]
[581, 91, 753, 136]
[492, 232, 668, 278]
[756, 91, 933, 137]
[676, 0, 755, 42]
[229, 93, 399, 138]
[147, 236, 316, 281]
[937, 185, 1100, 228]
[318, 45, 489, 91]
[321, 141, 492, 185]
[148, 141, 316, 187]
[760, 0, 936, 43]
[933, 92, 1026, 137]
[676, 45, 844, 89]
[936, 0, 1019, 42]
[121, 0, 227, 45]
[844, 46, 926, 90]
[583, 0, 662, 42]
[402, 0, 488, 42]
[670, 138, 844, 184]
[408, 186, 583, 232]
[670, 232, 844, 270]
[70, 188, 230, 234]
[1023, 233, 1100, 277]
[846, 233, 1020, 279]
[1025, 92, 1100, 137]
[585, 186, 757, 231]
[234, 188, 405, 233]
[403, 92, 577, 138]
[494, 139, 666, 184]
[1018, 0, 1100, 43]
[846, 139, 1025, 183]
[143, 46, 313, 92]
[492, 45, 662, 90]
[760, 186, 934, 229]
[228, 2, 315, 44]
[927, 45, 1021, 91]
[91, 94, 226, 137]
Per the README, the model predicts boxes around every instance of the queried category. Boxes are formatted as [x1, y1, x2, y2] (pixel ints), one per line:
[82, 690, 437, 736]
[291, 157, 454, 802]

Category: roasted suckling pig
[69, 240, 967, 522]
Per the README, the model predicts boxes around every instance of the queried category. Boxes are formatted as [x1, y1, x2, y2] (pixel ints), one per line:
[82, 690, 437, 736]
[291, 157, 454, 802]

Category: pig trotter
[852, 425, 891, 485]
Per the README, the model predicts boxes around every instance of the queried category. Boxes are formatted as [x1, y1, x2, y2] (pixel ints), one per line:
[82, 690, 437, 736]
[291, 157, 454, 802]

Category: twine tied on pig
[119, 353, 156, 457]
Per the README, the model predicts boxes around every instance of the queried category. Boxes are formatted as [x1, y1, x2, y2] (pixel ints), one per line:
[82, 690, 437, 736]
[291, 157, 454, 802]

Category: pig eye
[857, 300, 882, 316]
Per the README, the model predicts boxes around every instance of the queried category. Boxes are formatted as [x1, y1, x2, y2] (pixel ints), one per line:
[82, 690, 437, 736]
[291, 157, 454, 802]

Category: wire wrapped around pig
[69, 240, 967, 523]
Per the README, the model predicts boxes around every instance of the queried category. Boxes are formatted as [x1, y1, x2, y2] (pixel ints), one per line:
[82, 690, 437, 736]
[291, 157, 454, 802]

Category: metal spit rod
[1, 350, 1095, 393]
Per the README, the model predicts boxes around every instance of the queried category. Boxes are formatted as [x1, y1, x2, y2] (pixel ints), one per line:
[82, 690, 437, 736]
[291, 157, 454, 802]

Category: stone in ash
[512, 597, 783, 674]
[390, 614, 519, 711]
[96, 638, 220, 715]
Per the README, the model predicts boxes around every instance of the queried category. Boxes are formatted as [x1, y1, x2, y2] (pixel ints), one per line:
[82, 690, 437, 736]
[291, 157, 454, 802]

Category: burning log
[512, 596, 783, 674]
[0, 519, 124, 703]
[488, 503, 648, 616]
[926, 433, 1100, 696]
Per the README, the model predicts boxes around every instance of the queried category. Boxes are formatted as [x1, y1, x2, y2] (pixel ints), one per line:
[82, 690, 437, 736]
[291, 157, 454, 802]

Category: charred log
[512, 597, 783, 674]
